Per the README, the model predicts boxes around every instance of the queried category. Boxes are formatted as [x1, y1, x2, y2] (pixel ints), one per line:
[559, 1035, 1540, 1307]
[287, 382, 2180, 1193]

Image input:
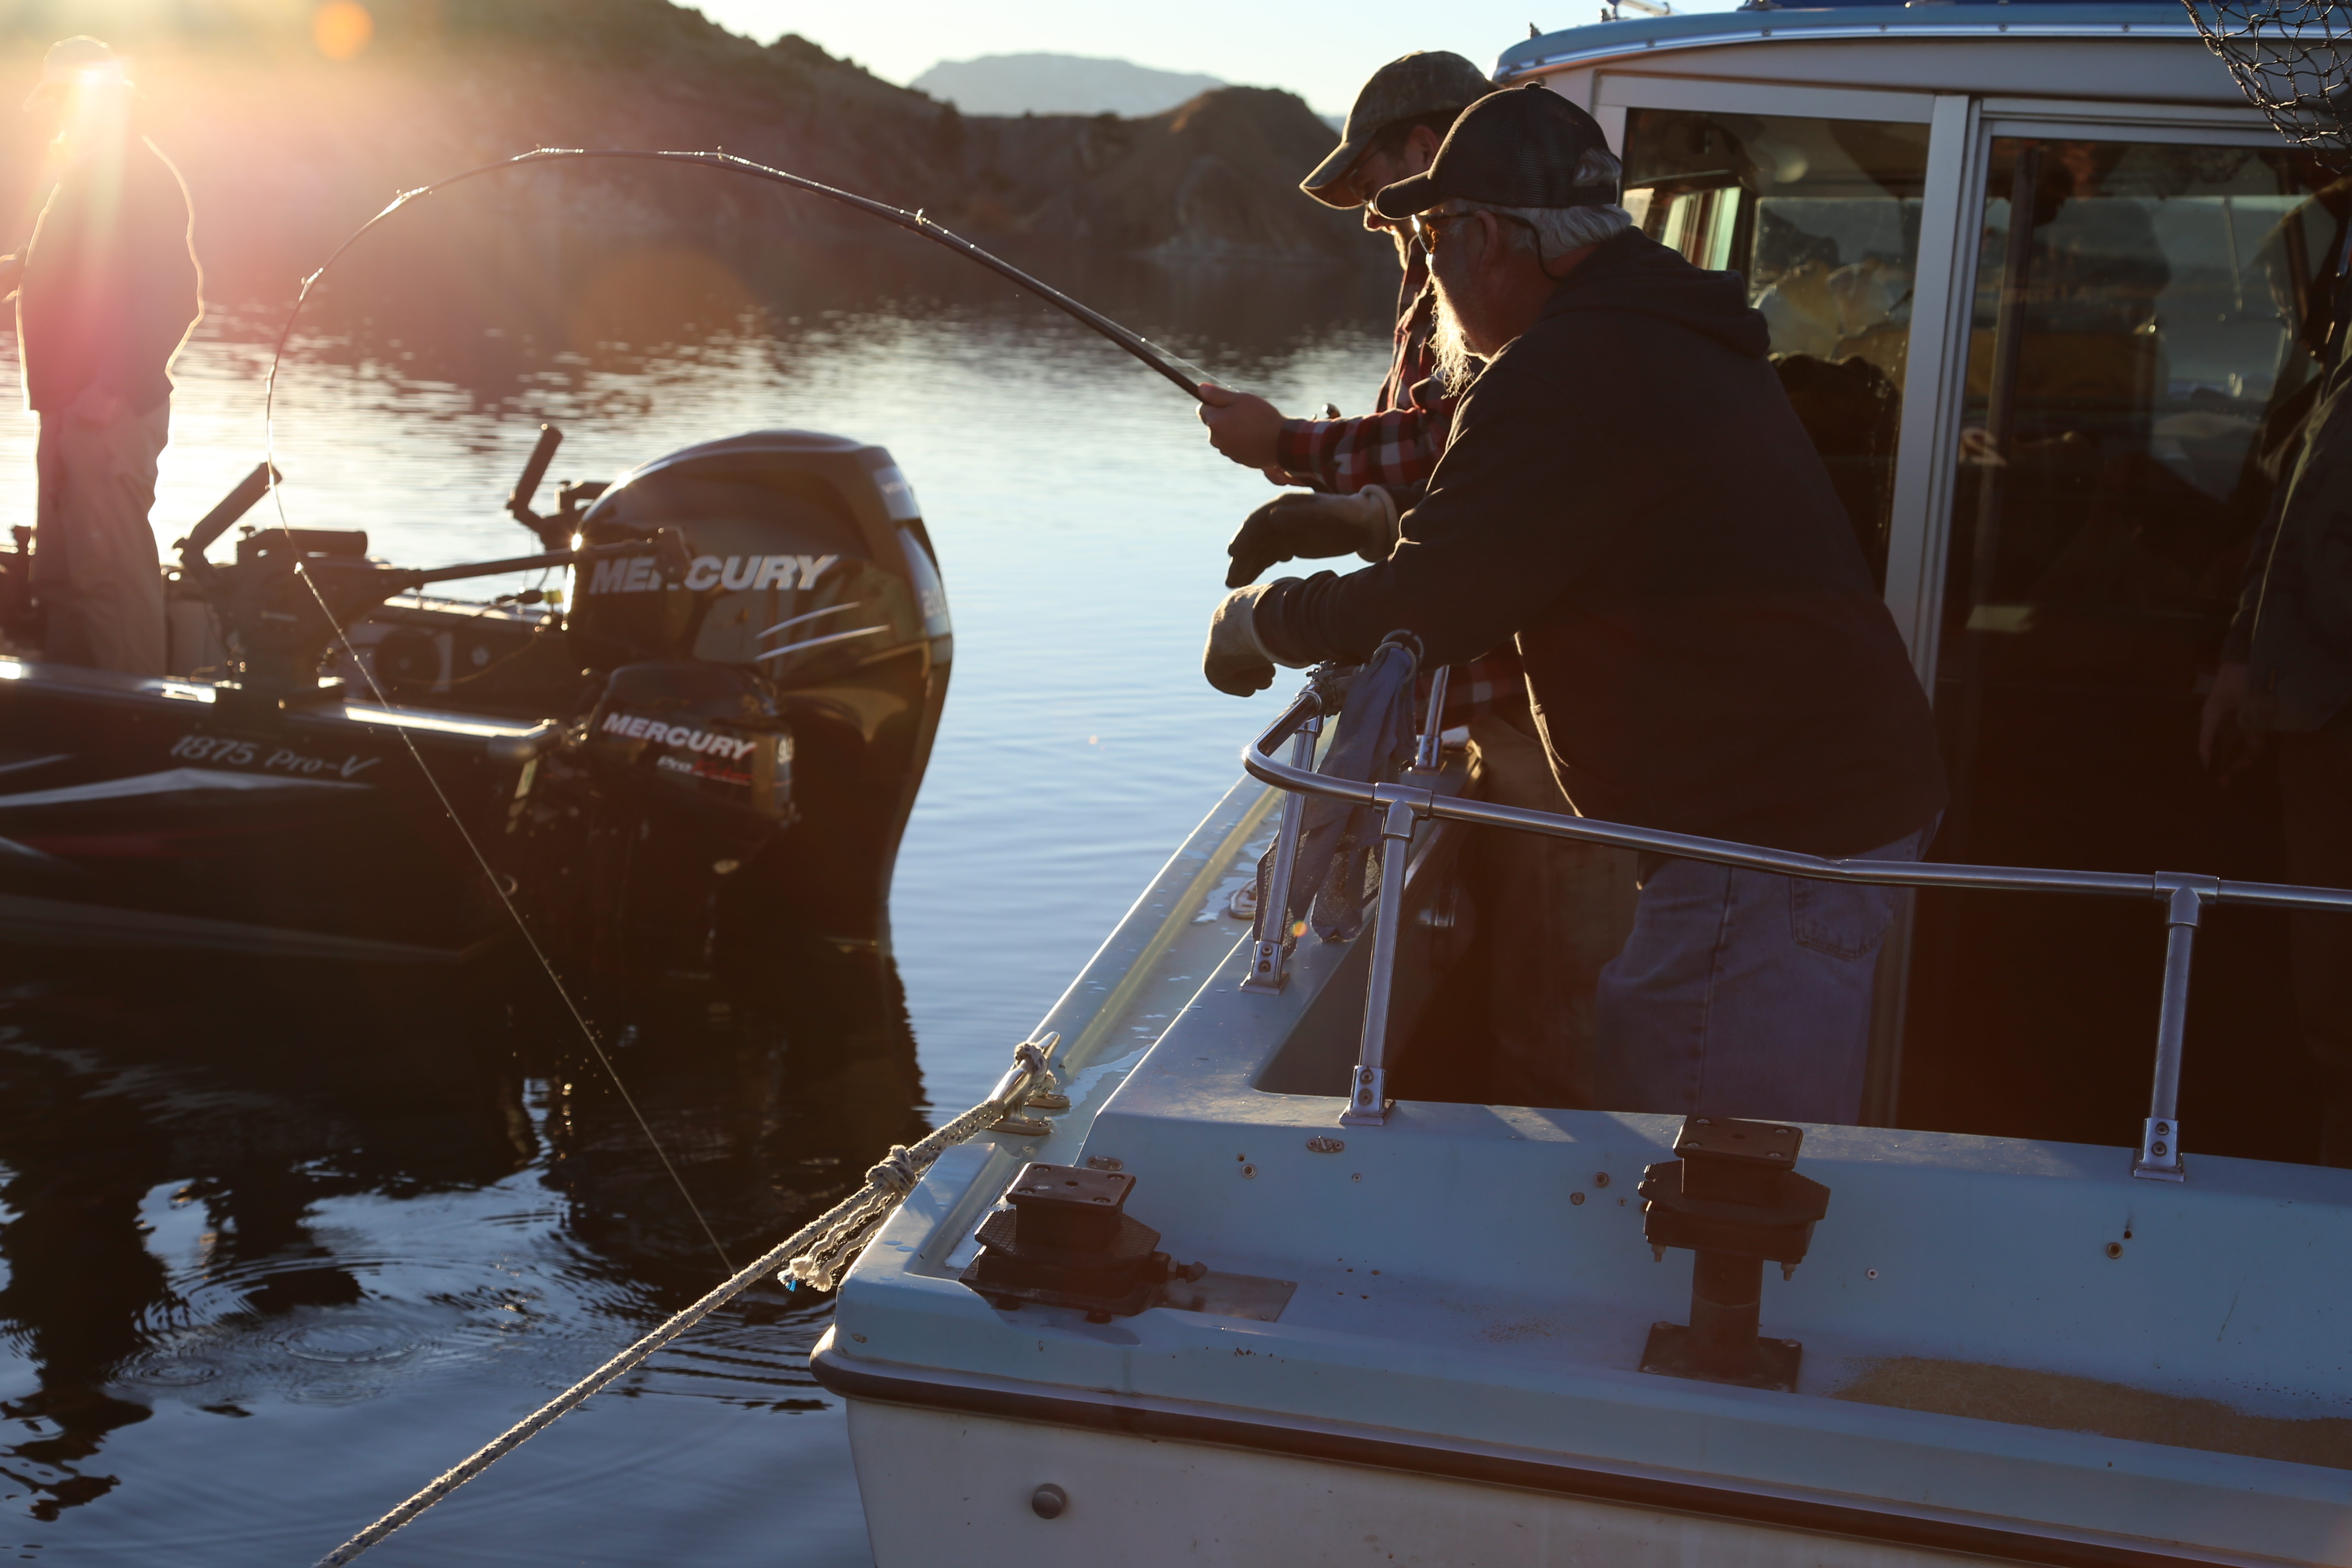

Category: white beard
[1430, 287, 1479, 392]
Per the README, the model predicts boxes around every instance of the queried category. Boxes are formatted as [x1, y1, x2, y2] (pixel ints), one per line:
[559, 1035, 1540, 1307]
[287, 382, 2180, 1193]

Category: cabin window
[1908, 137, 2346, 1161]
[1622, 107, 1933, 586]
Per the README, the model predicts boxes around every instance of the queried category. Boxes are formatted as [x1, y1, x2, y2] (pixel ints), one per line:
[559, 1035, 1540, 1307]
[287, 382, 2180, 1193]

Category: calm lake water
[0, 204, 1393, 1563]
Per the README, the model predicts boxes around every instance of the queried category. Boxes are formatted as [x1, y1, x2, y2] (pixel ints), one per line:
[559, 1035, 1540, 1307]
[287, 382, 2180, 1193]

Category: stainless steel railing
[1241, 674, 2352, 1180]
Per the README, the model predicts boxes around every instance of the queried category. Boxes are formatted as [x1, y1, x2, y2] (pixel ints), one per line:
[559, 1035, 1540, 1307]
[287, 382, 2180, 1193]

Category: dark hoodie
[1254, 231, 1946, 858]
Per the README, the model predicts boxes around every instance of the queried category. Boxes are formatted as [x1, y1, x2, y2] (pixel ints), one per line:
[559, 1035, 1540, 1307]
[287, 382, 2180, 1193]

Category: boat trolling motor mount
[1637, 1116, 1831, 1393]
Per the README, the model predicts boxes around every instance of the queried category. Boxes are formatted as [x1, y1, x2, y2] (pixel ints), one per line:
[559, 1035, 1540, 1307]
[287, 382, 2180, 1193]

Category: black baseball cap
[1300, 51, 1495, 209]
[1371, 83, 1617, 219]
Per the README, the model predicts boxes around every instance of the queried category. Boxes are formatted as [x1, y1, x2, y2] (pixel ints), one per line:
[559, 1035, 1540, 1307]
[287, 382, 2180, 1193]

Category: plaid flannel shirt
[1273, 253, 1522, 728]
[1273, 254, 1454, 497]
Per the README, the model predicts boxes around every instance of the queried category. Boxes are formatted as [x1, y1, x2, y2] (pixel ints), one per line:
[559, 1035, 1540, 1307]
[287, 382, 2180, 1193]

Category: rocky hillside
[0, 0, 1385, 295]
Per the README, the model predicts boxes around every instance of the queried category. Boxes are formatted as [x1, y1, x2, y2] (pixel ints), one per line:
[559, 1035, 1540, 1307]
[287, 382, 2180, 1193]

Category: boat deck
[823, 775, 2352, 1568]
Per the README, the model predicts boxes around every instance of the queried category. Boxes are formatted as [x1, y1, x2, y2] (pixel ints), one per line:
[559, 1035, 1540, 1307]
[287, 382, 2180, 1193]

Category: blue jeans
[1591, 823, 1934, 1126]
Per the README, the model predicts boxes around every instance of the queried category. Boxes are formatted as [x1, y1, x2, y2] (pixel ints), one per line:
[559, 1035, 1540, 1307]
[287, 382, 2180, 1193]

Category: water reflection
[0, 942, 919, 1528]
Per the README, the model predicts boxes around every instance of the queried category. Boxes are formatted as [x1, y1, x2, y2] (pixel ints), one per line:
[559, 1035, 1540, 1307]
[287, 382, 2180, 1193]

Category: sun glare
[312, 1, 374, 62]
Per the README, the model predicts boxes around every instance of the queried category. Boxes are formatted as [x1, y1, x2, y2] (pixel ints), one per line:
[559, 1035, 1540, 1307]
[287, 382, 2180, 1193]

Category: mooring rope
[311, 1034, 1057, 1567]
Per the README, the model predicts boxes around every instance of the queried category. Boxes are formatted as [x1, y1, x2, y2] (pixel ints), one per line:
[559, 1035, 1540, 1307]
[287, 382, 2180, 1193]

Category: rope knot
[864, 1144, 922, 1197]
[1012, 1039, 1047, 1082]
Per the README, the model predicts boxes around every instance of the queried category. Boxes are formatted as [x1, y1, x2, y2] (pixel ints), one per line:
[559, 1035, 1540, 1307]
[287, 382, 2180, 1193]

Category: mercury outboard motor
[517, 431, 952, 980]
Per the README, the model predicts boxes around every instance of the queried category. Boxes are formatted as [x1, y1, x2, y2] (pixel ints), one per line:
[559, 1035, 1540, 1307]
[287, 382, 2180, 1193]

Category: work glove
[1202, 583, 1277, 697]
[1224, 486, 1400, 589]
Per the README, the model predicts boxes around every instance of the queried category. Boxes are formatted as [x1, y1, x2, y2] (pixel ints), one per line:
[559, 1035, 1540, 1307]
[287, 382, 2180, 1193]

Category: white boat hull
[848, 1399, 2021, 1568]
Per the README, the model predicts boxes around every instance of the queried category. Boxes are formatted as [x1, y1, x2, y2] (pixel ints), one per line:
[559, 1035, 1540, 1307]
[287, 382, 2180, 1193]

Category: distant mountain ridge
[913, 53, 1225, 119]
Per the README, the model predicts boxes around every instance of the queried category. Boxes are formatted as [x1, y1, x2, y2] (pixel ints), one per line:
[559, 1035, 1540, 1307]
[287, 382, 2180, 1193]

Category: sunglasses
[1410, 208, 1544, 257]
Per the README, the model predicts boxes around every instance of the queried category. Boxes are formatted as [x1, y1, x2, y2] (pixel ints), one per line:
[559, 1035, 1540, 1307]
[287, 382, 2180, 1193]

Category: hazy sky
[692, 0, 1742, 116]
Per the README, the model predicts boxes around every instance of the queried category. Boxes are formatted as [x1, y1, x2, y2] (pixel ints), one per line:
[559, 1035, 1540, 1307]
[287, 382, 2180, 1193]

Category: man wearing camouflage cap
[1197, 49, 1489, 520]
[1202, 49, 1518, 738]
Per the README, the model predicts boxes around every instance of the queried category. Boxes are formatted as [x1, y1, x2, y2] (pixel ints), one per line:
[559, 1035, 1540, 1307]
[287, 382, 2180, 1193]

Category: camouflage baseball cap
[1300, 50, 1496, 209]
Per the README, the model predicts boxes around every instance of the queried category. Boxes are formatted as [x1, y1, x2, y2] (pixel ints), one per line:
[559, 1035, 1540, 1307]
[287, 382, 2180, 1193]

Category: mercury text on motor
[586, 553, 840, 595]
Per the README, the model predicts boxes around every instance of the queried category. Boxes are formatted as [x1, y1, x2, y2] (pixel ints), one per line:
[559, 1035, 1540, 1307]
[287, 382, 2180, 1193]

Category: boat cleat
[958, 1161, 1204, 1322]
[1636, 1115, 1831, 1393]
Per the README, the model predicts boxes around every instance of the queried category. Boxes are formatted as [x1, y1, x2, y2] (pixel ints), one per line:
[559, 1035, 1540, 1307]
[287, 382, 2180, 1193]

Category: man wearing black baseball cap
[1200, 84, 1948, 1128]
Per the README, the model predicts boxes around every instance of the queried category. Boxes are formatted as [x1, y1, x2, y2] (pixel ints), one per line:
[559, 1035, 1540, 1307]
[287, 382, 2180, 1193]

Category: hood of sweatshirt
[1528, 230, 1770, 358]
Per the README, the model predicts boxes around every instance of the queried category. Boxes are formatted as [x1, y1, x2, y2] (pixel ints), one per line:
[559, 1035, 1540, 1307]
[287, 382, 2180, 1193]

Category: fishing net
[2186, 0, 2352, 152]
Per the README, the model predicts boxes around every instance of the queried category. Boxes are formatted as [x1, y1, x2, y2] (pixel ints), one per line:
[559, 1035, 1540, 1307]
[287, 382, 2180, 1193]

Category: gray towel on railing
[1280, 635, 1421, 944]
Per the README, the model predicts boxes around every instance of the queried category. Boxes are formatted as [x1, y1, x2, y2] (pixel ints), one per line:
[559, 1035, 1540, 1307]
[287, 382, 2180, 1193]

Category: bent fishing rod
[262, 145, 1213, 432]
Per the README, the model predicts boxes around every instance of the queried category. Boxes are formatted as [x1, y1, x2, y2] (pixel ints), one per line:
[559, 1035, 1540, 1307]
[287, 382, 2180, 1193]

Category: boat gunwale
[0, 655, 556, 745]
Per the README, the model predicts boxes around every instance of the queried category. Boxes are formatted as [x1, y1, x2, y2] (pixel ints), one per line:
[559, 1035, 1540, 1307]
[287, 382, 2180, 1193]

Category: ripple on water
[116, 1351, 221, 1389]
[114, 1249, 578, 1408]
[282, 1320, 422, 1366]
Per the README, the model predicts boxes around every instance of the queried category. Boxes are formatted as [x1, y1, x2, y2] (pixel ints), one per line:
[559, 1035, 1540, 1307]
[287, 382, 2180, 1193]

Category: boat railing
[1242, 668, 2352, 1182]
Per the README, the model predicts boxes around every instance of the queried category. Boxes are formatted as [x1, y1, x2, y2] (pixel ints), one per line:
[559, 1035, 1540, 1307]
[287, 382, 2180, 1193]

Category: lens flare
[312, 2, 374, 62]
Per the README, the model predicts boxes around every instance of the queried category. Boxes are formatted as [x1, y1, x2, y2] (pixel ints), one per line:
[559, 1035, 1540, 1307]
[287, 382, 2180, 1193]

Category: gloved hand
[1225, 486, 1399, 588]
[1202, 583, 1276, 697]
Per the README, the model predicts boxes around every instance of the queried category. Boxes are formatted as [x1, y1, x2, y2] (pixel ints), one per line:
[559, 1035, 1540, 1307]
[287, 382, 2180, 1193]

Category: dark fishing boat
[0, 426, 951, 974]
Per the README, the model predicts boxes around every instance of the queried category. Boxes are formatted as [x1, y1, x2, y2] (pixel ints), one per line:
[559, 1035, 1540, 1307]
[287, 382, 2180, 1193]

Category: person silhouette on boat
[0, 38, 201, 676]
[1201, 85, 1948, 1127]
[2027, 141, 2168, 335]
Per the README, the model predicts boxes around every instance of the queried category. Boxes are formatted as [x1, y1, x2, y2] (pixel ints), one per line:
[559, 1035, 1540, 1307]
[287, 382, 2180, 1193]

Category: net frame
[2186, 0, 2352, 152]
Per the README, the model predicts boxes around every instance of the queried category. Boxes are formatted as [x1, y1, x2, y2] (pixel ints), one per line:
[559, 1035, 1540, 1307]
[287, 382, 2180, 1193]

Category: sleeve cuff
[1273, 419, 1323, 487]
[1357, 485, 1401, 561]
[1250, 576, 1320, 669]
